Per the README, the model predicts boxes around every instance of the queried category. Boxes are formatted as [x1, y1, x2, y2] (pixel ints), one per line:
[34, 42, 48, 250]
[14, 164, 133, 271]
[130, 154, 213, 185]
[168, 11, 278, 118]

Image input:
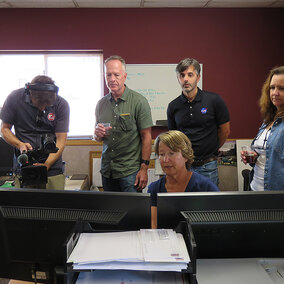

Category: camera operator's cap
[25, 83, 59, 94]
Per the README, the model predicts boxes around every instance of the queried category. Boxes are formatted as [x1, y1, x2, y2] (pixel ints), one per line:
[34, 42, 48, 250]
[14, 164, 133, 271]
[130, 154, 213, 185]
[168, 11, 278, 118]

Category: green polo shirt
[95, 85, 153, 179]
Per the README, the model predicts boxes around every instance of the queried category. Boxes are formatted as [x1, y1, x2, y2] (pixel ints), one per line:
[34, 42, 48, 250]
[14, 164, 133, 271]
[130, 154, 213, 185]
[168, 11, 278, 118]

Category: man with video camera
[0, 75, 70, 189]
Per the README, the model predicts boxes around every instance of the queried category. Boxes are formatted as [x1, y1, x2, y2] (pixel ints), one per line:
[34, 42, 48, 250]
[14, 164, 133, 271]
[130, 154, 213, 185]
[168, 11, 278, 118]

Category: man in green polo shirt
[94, 55, 153, 192]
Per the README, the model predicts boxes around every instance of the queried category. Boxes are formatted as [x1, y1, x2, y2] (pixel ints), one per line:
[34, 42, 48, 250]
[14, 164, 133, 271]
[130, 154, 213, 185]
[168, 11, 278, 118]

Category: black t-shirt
[167, 88, 230, 159]
[0, 88, 70, 176]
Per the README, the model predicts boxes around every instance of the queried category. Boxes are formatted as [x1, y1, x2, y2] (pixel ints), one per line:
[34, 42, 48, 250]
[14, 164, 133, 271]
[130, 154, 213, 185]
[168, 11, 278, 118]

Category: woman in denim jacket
[241, 66, 284, 191]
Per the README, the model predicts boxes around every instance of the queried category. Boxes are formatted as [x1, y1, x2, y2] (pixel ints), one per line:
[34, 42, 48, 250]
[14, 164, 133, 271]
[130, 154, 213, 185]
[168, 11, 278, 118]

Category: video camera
[18, 134, 59, 188]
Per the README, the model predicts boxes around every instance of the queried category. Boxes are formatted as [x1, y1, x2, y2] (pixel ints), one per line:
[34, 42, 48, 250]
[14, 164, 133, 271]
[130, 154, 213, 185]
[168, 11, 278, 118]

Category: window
[0, 51, 103, 138]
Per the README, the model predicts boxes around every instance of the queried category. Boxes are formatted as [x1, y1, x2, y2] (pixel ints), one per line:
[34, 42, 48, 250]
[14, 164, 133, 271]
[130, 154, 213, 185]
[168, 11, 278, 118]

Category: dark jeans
[102, 171, 139, 192]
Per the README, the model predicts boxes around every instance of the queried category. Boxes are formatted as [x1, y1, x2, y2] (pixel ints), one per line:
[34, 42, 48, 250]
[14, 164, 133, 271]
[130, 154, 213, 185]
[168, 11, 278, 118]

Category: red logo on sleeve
[47, 113, 55, 121]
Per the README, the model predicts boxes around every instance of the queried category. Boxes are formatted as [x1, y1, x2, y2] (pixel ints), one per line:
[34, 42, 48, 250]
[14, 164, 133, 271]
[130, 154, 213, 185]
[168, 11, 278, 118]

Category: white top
[250, 128, 271, 191]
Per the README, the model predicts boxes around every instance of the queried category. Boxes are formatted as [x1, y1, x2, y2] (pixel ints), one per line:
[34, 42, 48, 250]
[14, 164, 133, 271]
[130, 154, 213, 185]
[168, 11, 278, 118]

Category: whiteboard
[126, 64, 203, 125]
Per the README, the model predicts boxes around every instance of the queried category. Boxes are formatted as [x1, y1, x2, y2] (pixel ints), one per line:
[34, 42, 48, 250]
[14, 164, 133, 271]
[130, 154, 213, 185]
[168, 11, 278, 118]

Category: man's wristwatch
[141, 159, 150, 166]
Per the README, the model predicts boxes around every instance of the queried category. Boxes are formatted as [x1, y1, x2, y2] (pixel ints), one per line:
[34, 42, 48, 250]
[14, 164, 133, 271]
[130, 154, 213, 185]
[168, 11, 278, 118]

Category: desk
[65, 174, 89, 191]
[0, 181, 14, 188]
[0, 176, 14, 188]
[197, 258, 284, 284]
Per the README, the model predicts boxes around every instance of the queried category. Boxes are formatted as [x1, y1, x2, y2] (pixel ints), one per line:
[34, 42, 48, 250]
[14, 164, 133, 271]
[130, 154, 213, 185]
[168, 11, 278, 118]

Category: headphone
[25, 83, 59, 94]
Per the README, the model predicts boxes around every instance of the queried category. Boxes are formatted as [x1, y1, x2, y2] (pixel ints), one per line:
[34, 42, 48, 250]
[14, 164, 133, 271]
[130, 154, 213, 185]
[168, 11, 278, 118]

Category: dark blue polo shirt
[0, 88, 70, 176]
[148, 172, 219, 206]
[167, 88, 230, 160]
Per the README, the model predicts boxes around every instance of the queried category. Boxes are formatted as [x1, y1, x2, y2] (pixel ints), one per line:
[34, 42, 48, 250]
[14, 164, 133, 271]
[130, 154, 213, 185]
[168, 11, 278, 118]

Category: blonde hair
[154, 130, 194, 169]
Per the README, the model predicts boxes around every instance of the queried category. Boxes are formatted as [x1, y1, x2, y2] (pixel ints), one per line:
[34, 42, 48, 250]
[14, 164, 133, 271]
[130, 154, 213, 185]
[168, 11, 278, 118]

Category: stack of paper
[67, 229, 190, 272]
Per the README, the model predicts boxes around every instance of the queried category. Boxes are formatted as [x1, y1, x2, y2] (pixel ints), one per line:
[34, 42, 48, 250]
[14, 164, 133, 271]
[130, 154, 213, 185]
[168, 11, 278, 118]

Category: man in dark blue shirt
[167, 58, 230, 185]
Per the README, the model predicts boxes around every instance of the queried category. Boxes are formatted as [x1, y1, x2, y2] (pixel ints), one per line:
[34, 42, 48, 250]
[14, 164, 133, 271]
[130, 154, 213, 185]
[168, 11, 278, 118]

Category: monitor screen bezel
[0, 188, 151, 282]
[157, 191, 284, 258]
[0, 137, 14, 177]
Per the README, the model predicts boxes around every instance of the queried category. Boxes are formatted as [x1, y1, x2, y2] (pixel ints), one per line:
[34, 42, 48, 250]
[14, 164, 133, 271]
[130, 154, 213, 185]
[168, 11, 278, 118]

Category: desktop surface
[197, 258, 284, 284]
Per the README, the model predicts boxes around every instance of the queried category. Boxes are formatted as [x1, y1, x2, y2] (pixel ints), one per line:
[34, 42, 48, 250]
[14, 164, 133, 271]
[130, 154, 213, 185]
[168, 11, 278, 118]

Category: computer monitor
[157, 191, 284, 258]
[0, 188, 151, 283]
[0, 137, 14, 177]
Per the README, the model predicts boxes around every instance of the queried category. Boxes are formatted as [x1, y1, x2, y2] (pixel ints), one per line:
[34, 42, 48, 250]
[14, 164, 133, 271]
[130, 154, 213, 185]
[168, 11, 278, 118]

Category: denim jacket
[251, 118, 284, 190]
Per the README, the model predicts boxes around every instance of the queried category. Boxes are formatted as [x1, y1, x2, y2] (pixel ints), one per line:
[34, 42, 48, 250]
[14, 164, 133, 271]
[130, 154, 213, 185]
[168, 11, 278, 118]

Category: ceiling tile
[75, 0, 141, 8]
[207, 0, 275, 7]
[77, 3, 140, 8]
[7, 0, 75, 8]
[144, 0, 207, 7]
[0, 2, 11, 7]
[75, 0, 140, 2]
[1, 0, 284, 8]
[270, 0, 284, 6]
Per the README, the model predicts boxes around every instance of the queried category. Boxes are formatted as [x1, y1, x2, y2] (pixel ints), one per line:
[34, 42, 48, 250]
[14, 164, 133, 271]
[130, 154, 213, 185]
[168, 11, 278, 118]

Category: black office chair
[242, 169, 251, 191]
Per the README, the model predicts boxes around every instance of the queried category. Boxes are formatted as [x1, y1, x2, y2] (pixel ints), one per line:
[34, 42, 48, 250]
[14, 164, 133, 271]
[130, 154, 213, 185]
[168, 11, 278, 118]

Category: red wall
[0, 8, 283, 138]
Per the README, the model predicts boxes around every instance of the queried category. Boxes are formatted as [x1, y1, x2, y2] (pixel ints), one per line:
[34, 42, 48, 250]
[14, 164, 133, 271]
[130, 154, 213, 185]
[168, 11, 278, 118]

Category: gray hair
[104, 55, 126, 72]
[176, 58, 201, 76]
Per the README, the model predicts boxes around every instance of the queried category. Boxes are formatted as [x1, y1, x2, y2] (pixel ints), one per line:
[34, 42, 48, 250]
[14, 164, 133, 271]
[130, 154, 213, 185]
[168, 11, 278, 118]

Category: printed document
[67, 229, 190, 272]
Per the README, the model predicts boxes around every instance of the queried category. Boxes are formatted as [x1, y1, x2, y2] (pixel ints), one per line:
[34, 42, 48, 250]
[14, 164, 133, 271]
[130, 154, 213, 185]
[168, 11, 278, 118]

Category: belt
[192, 157, 217, 167]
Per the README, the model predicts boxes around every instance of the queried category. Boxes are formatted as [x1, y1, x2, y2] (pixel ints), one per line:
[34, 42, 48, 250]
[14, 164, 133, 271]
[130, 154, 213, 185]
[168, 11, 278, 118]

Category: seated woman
[148, 130, 219, 229]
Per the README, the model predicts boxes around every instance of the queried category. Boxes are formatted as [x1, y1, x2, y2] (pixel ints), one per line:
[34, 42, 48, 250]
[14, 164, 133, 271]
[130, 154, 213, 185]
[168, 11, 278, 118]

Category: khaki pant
[15, 174, 65, 190]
